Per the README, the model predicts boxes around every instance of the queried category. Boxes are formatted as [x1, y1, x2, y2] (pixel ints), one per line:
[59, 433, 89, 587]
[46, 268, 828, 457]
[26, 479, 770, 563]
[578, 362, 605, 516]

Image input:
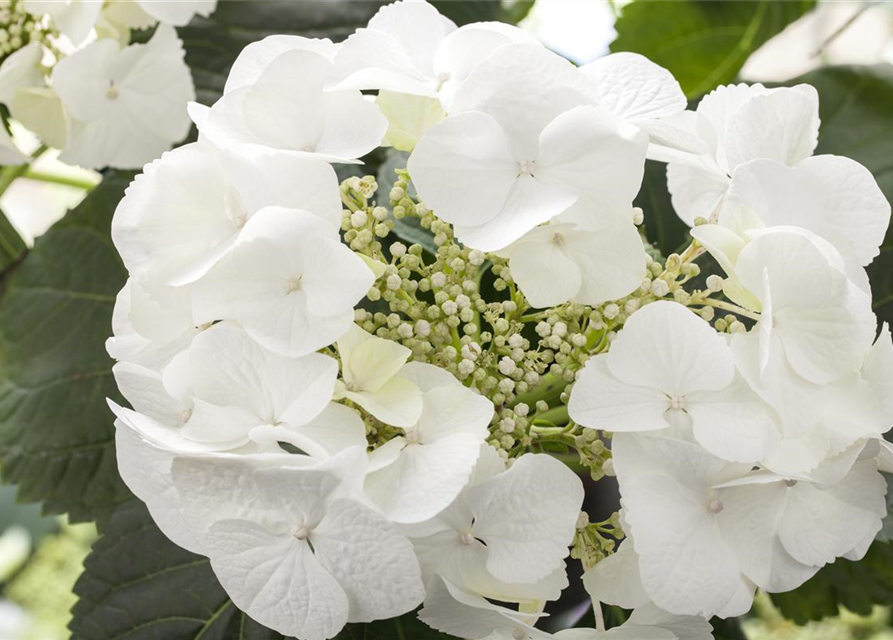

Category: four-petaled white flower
[188, 47, 387, 164]
[333, 324, 424, 428]
[662, 83, 820, 224]
[408, 43, 648, 251]
[497, 219, 646, 308]
[334, 0, 534, 108]
[112, 140, 341, 286]
[364, 362, 492, 522]
[569, 301, 780, 464]
[171, 449, 426, 640]
[189, 207, 374, 357]
[410, 449, 584, 603]
[51, 25, 194, 169]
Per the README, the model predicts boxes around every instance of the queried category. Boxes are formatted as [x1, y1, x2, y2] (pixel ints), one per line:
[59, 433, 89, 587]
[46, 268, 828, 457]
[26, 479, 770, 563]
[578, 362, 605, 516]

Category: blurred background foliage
[1, 1, 892, 638]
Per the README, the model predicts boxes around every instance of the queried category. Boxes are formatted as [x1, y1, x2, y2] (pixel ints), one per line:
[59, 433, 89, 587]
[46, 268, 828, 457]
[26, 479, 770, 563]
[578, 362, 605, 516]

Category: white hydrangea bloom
[189, 207, 374, 357]
[496, 219, 646, 308]
[578, 52, 704, 158]
[188, 47, 387, 164]
[733, 228, 875, 385]
[0, 43, 46, 164]
[410, 449, 583, 603]
[365, 362, 492, 523]
[569, 301, 780, 463]
[51, 25, 194, 169]
[333, 0, 535, 108]
[661, 83, 820, 224]
[23, 0, 102, 45]
[713, 155, 890, 276]
[333, 324, 424, 427]
[133, 0, 217, 26]
[111, 141, 341, 286]
[170, 449, 425, 640]
[408, 43, 648, 251]
[114, 321, 366, 456]
[105, 278, 201, 372]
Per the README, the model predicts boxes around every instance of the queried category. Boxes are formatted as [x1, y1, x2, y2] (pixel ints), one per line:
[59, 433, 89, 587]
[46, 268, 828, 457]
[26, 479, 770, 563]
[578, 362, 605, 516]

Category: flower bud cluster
[0, 0, 53, 59]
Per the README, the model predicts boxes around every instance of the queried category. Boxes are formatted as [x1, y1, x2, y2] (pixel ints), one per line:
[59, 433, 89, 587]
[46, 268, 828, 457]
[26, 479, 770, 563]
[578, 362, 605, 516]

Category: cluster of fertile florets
[0, 0, 53, 60]
[105, 2, 893, 640]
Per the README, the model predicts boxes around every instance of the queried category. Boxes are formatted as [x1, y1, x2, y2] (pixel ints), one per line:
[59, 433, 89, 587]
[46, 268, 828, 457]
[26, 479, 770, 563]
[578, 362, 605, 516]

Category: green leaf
[71, 500, 289, 640]
[770, 542, 893, 624]
[0, 172, 134, 522]
[0, 206, 27, 272]
[611, 0, 816, 98]
[635, 160, 690, 257]
[875, 474, 893, 543]
[178, 2, 385, 105]
[789, 65, 893, 326]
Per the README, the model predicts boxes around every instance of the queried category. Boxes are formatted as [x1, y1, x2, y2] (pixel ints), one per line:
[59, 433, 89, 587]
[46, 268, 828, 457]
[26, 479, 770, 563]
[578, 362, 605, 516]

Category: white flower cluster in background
[0, 0, 212, 169]
[106, 1, 893, 639]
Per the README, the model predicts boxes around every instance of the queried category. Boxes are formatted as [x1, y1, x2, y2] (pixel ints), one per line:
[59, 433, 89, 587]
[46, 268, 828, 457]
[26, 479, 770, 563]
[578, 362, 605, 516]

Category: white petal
[418, 577, 553, 640]
[407, 110, 518, 234]
[686, 378, 781, 464]
[666, 161, 730, 225]
[582, 542, 649, 609]
[0, 42, 44, 106]
[569, 356, 671, 432]
[285, 403, 367, 458]
[779, 460, 886, 567]
[397, 360, 461, 392]
[454, 174, 579, 252]
[723, 85, 819, 171]
[113, 420, 202, 554]
[607, 301, 735, 397]
[507, 225, 583, 308]
[135, 0, 216, 26]
[451, 43, 599, 160]
[366, 0, 456, 71]
[313, 498, 424, 622]
[225, 35, 338, 94]
[716, 481, 820, 592]
[622, 473, 742, 616]
[113, 361, 189, 426]
[333, 29, 436, 97]
[343, 376, 423, 428]
[566, 220, 647, 306]
[337, 323, 412, 392]
[376, 90, 446, 152]
[205, 520, 349, 640]
[537, 105, 648, 219]
[417, 384, 492, 443]
[626, 602, 715, 640]
[366, 434, 483, 523]
[727, 156, 890, 267]
[736, 229, 876, 384]
[580, 52, 686, 122]
[26, 0, 102, 44]
[470, 454, 584, 584]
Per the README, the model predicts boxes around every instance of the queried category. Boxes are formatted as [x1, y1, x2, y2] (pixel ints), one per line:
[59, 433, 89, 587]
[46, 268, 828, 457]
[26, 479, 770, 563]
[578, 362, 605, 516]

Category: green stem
[509, 372, 568, 409]
[702, 297, 761, 322]
[22, 169, 96, 191]
[0, 206, 27, 270]
[0, 144, 49, 199]
[532, 404, 569, 427]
